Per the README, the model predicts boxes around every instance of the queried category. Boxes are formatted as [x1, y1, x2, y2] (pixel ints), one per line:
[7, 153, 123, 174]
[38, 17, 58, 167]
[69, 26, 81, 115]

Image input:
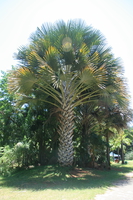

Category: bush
[14, 142, 30, 167]
[125, 151, 133, 160]
[0, 141, 37, 176]
[0, 145, 15, 176]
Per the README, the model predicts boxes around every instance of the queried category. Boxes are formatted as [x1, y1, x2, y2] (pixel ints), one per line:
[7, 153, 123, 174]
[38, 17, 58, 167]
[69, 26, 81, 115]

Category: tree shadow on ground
[0, 164, 133, 191]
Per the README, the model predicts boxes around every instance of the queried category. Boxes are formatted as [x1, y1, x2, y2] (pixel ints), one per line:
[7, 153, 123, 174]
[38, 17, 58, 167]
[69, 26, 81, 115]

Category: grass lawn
[0, 160, 133, 200]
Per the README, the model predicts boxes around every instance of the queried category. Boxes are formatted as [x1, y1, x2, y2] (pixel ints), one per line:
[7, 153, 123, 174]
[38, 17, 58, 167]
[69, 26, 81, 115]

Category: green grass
[0, 161, 133, 200]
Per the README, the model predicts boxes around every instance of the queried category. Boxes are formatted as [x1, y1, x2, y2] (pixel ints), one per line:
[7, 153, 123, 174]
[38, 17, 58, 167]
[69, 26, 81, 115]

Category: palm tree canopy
[9, 19, 129, 108]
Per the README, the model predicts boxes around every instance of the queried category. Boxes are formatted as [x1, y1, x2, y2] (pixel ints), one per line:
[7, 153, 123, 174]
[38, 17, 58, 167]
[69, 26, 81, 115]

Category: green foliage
[110, 129, 133, 153]
[125, 151, 133, 160]
[0, 145, 15, 176]
[0, 72, 27, 146]
[0, 141, 37, 176]
[13, 142, 32, 167]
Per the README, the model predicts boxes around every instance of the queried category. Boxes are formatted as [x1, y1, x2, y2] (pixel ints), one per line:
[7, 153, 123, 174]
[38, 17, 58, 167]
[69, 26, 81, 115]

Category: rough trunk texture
[106, 132, 110, 168]
[58, 104, 74, 166]
[58, 82, 74, 166]
[121, 140, 125, 164]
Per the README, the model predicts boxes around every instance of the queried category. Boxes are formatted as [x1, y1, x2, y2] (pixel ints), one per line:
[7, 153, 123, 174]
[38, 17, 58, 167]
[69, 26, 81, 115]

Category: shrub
[0, 145, 15, 176]
[14, 142, 30, 167]
[0, 141, 37, 176]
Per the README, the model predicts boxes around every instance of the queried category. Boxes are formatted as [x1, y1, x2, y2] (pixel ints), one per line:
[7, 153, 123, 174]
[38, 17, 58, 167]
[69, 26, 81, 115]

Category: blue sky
[0, 0, 133, 107]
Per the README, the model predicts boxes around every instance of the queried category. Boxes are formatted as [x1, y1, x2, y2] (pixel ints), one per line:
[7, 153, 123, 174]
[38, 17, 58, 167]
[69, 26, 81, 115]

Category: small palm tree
[8, 20, 128, 166]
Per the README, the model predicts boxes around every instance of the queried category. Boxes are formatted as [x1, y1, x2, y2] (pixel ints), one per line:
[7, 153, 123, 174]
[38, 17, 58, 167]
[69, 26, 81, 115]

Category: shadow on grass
[0, 163, 133, 191]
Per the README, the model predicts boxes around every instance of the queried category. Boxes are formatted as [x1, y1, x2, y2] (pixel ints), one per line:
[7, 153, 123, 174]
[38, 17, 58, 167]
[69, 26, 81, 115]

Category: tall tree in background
[8, 20, 130, 166]
[0, 72, 26, 146]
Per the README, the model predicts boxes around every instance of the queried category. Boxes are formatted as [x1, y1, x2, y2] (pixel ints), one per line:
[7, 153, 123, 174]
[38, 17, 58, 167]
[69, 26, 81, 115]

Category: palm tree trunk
[38, 140, 46, 165]
[58, 105, 74, 166]
[106, 132, 110, 168]
[121, 140, 124, 164]
[58, 82, 74, 166]
[117, 147, 120, 162]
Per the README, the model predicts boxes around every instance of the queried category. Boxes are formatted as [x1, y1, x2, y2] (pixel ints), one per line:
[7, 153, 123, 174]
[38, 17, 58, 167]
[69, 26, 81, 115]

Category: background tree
[0, 72, 26, 146]
[110, 128, 133, 164]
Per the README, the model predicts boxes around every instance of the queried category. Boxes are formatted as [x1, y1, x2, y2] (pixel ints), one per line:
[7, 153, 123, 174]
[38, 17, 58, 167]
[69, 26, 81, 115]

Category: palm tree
[8, 20, 128, 166]
[96, 106, 132, 167]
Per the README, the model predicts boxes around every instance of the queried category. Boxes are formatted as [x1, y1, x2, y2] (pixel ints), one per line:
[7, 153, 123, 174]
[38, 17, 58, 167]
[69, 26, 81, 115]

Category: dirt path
[95, 172, 133, 200]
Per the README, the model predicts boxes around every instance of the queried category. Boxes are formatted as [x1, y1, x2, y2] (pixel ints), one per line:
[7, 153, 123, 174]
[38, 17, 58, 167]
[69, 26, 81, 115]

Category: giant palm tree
[8, 20, 127, 166]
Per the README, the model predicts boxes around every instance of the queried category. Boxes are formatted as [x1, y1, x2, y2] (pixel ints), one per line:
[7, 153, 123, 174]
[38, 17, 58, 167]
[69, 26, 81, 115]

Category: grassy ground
[0, 161, 133, 200]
